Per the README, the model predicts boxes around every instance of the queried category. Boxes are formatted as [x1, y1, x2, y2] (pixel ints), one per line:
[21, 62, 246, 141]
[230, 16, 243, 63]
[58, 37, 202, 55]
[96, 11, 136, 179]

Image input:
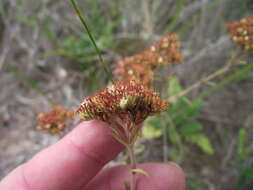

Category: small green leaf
[238, 129, 246, 152]
[142, 126, 162, 139]
[131, 169, 149, 177]
[186, 134, 214, 155]
[179, 122, 203, 136]
[168, 76, 183, 96]
[237, 129, 250, 162]
[236, 166, 253, 190]
[168, 125, 182, 145]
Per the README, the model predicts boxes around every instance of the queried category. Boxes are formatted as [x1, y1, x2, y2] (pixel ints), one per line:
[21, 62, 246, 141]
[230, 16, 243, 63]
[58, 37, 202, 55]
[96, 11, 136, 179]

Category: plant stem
[167, 0, 185, 33]
[69, 0, 114, 83]
[128, 144, 137, 190]
[168, 50, 240, 103]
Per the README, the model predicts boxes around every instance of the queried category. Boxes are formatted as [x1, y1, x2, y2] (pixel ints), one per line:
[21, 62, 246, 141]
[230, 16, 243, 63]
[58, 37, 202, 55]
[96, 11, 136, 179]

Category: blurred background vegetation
[0, 0, 253, 189]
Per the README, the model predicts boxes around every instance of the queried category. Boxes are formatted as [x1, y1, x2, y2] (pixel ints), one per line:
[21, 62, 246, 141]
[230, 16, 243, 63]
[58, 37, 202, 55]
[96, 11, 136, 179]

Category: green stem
[168, 49, 240, 103]
[128, 144, 137, 190]
[167, 0, 185, 33]
[69, 0, 114, 83]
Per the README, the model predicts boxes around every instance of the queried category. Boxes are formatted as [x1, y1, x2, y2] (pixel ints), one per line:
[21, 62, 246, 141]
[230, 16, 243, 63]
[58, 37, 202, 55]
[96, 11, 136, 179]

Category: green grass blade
[69, 0, 114, 83]
[167, 0, 185, 33]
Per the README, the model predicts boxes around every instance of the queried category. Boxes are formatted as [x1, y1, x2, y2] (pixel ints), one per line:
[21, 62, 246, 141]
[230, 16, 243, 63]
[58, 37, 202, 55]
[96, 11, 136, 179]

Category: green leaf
[41, 17, 58, 44]
[144, 116, 163, 129]
[142, 126, 162, 139]
[168, 125, 182, 146]
[237, 129, 250, 162]
[236, 166, 253, 190]
[179, 122, 203, 136]
[143, 116, 163, 139]
[238, 129, 246, 153]
[186, 133, 214, 155]
[167, 77, 190, 120]
[168, 99, 203, 126]
[168, 76, 183, 97]
[131, 169, 149, 177]
[167, 0, 185, 33]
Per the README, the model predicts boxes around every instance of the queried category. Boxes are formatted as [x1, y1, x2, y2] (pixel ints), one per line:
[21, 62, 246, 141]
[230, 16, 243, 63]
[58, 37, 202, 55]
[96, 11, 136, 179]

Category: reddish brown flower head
[36, 105, 74, 135]
[150, 34, 183, 66]
[76, 80, 169, 125]
[114, 51, 155, 87]
[227, 15, 253, 51]
[113, 34, 183, 88]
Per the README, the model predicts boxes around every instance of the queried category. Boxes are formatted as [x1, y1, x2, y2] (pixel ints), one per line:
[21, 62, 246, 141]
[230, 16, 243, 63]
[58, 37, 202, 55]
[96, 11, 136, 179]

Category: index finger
[0, 120, 123, 190]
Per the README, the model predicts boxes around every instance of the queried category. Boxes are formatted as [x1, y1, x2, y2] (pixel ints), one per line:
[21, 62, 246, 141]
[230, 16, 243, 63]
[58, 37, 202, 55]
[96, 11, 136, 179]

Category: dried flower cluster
[227, 15, 253, 51]
[114, 34, 183, 87]
[77, 80, 168, 124]
[76, 80, 168, 144]
[36, 105, 74, 135]
[151, 34, 183, 66]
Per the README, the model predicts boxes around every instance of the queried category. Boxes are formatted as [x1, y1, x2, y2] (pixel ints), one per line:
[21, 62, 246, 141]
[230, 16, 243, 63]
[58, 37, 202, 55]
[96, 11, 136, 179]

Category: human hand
[0, 121, 185, 190]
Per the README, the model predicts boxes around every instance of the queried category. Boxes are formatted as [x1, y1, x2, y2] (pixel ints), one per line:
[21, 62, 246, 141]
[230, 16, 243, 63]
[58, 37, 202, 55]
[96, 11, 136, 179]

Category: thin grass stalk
[69, 0, 114, 83]
[167, 0, 185, 33]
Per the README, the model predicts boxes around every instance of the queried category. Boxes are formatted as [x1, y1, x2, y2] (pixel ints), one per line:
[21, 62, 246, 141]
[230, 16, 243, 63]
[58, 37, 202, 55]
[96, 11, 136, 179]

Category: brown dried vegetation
[36, 105, 74, 135]
[76, 80, 168, 145]
[113, 34, 183, 87]
[76, 80, 168, 125]
[227, 15, 253, 51]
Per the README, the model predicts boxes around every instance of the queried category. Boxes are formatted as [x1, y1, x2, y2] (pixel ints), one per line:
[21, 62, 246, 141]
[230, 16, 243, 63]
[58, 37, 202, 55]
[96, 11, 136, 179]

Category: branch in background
[198, 61, 253, 100]
[141, 0, 153, 37]
[168, 50, 242, 103]
[69, 0, 114, 83]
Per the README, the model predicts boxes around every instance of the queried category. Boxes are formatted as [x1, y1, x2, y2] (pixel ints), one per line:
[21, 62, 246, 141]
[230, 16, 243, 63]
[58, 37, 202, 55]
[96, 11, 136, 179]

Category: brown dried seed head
[113, 34, 183, 88]
[227, 15, 253, 52]
[76, 80, 169, 125]
[36, 105, 74, 135]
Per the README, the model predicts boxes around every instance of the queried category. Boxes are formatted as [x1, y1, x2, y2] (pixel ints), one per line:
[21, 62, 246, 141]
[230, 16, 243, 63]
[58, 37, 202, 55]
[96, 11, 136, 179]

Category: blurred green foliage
[236, 129, 253, 190]
[144, 76, 214, 162]
[237, 129, 250, 163]
[167, 76, 214, 156]
[3, 0, 120, 71]
[45, 0, 120, 68]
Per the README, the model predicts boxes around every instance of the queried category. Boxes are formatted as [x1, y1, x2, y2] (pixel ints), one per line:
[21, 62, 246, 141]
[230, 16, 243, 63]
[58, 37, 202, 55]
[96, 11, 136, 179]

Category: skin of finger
[0, 165, 28, 190]
[0, 120, 123, 190]
[84, 163, 186, 190]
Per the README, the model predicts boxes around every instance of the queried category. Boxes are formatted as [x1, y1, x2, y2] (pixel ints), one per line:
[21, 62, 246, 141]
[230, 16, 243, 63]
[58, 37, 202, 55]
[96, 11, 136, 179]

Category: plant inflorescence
[36, 105, 74, 135]
[114, 34, 182, 87]
[76, 80, 168, 144]
[227, 15, 253, 51]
